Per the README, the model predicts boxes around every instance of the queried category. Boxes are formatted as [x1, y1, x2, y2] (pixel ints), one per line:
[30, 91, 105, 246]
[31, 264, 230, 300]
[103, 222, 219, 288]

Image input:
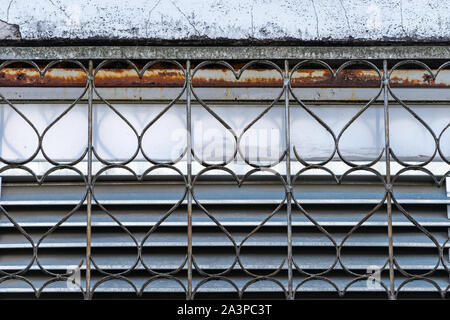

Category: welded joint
[285, 185, 293, 194]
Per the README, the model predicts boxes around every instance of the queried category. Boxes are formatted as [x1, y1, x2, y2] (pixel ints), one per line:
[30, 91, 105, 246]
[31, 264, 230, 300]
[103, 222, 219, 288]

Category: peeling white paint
[0, 0, 449, 41]
[0, 19, 20, 39]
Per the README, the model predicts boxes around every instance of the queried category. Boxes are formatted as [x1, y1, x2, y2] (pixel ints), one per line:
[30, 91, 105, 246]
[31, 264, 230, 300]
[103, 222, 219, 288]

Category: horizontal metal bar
[0, 46, 449, 60]
[0, 256, 444, 271]
[1, 231, 447, 246]
[2, 67, 450, 88]
[1, 221, 449, 228]
[0, 160, 448, 177]
[1, 199, 449, 206]
[1, 277, 447, 294]
[1, 239, 445, 249]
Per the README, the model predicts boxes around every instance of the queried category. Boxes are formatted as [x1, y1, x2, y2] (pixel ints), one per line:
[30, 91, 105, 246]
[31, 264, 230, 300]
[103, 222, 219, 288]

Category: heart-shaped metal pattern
[0, 165, 87, 298]
[191, 60, 286, 168]
[292, 166, 390, 298]
[89, 164, 188, 297]
[191, 167, 288, 298]
[386, 60, 450, 299]
[0, 60, 89, 166]
[289, 60, 384, 168]
[92, 60, 187, 166]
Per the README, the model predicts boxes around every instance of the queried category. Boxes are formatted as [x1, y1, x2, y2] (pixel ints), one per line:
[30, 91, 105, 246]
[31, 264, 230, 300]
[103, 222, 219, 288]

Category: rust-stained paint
[0, 67, 449, 88]
[0, 68, 87, 87]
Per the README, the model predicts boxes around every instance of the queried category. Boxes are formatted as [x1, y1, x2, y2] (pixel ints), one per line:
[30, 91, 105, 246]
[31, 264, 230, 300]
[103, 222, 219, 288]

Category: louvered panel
[1, 204, 449, 227]
[0, 176, 448, 298]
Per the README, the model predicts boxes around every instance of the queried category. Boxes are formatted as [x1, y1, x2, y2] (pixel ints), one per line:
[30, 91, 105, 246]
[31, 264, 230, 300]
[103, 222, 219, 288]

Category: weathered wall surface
[0, 0, 449, 42]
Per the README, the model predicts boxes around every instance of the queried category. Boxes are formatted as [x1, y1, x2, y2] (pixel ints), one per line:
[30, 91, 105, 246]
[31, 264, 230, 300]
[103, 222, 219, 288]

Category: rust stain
[0, 67, 448, 88]
[0, 68, 88, 87]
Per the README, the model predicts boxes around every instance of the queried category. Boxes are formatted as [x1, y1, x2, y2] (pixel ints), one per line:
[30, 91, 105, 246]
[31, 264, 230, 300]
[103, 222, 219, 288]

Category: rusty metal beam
[1, 67, 450, 88]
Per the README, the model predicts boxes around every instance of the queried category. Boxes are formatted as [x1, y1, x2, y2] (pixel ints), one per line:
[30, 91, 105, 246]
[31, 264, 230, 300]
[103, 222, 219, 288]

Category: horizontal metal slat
[0, 229, 447, 248]
[0, 249, 445, 271]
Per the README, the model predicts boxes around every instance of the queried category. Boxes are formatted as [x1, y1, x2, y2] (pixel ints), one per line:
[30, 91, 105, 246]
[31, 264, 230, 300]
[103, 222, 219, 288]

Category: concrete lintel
[0, 45, 449, 60]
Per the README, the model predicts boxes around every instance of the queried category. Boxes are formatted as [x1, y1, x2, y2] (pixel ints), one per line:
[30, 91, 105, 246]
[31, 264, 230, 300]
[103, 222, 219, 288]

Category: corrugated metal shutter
[1, 174, 448, 298]
[0, 172, 450, 297]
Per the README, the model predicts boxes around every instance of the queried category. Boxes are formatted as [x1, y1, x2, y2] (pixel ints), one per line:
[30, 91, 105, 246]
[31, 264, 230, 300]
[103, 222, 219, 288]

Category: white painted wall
[0, 0, 449, 41]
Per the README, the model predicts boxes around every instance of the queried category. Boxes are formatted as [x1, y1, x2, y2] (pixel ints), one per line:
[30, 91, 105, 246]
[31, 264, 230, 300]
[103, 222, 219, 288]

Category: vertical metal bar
[85, 59, 94, 300]
[186, 60, 193, 299]
[284, 60, 293, 300]
[446, 178, 449, 265]
[383, 59, 395, 299]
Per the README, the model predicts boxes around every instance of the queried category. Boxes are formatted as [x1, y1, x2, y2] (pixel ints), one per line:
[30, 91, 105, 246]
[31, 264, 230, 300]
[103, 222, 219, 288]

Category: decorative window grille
[0, 46, 449, 299]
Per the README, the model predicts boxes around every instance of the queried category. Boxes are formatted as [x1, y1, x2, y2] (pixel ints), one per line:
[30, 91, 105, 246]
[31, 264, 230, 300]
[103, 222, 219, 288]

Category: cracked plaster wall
[0, 0, 449, 42]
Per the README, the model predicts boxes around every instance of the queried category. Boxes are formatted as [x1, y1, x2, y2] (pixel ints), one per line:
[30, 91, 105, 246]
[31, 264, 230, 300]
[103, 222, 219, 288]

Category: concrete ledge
[0, 46, 449, 60]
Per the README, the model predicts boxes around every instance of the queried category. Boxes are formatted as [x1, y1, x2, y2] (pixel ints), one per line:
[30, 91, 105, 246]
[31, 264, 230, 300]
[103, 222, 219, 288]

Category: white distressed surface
[0, 101, 448, 163]
[0, 0, 449, 41]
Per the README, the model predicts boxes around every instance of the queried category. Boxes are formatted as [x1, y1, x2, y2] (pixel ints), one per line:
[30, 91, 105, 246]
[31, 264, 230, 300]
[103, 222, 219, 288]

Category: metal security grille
[0, 46, 449, 299]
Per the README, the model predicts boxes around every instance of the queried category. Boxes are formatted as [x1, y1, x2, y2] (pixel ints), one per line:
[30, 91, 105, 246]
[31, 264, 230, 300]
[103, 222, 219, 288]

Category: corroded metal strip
[0, 46, 449, 60]
[1, 67, 449, 88]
